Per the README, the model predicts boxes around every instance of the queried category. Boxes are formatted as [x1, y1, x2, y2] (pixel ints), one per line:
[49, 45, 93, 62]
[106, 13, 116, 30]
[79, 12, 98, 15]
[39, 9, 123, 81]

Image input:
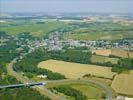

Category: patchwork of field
[91, 55, 119, 64]
[92, 49, 111, 56]
[65, 32, 130, 40]
[0, 21, 67, 37]
[111, 74, 133, 96]
[111, 48, 133, 58]
[91, 49, 133, 58]
[38, 60, 116, 79]
[64, 22, 133, 40]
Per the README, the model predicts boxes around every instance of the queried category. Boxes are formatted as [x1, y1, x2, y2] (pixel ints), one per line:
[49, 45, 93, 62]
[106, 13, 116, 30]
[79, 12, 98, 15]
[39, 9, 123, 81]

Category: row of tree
[13, 48, 66, 80]
[13, 48, 93, 79]
[0, 62, 50, 99]
[51, 86, 87, 100]
[112, 58, 133, 73]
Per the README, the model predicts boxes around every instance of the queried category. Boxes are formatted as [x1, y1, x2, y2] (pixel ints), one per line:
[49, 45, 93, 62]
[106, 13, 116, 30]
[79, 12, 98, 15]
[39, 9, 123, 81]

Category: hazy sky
[0, 0, 133, 14]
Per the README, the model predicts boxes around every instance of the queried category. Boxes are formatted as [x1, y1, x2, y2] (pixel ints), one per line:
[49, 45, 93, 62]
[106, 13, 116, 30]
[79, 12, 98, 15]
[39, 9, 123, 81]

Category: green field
[1, 20, 133, 40]
[70, 84, 105, 100]
[0, 21, 67, 37]
[65, 32, 128, 40]
[64, 22, 133, 40]
[48, 84, 105, 100]
[91, 55, 119, 64]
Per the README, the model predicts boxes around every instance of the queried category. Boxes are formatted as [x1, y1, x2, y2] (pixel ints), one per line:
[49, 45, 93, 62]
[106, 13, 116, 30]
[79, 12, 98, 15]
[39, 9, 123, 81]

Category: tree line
[13, 48, 92, 79]
[50, 86, 87, 100]
[0, 62, 50, 100]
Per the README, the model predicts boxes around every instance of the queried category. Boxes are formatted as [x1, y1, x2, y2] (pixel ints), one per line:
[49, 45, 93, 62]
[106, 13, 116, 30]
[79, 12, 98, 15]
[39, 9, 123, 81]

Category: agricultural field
[111, 48, 133, 58]
[0, 20, 67, 37]
[129, 70, 133, 75]
[92, 49, 112, 56]
[64, 32, 133, 40]
[48, 84, 105, 100]
[38, 60, 116, 79]
[85, 77, 112, 86]
[111, 74, 133, 96]
[91, 55, 119, 64]
[70, 84, 105, 100]
[92, 49, 133, 58]
[64, 22, 133, 40]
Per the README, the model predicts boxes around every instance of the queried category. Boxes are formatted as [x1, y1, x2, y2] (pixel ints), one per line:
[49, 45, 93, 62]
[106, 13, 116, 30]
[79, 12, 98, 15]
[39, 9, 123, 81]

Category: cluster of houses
[117, 95, 133, 100]
[1, 31, 133, 55]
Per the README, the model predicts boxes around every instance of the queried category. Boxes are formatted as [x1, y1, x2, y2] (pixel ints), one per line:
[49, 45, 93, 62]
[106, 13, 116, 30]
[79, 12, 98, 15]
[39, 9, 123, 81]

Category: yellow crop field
[111, 74, 133, 96]
[129, 70, 133, 75]
[38, 60, 116, 79]
[92, 49, 133, 58]
[92, 49, 111, 56]
[111, 48, 133, 58]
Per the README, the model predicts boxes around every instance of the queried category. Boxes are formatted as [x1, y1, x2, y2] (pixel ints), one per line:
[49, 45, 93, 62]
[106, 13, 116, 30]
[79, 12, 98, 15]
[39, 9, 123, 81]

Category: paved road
[6, 60, 67, 100]
[6, 59, 112, 100]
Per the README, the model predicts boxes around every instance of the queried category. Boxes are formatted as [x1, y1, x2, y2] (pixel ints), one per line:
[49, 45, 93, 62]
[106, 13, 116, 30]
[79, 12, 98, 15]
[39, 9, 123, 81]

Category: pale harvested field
[111, 74, 133, 96]
[38, 60, 116, 79]
[92, 49, 111, 56]
[91, 55, 119, 64]
[92, 49, 133, 58]
[111, 48, 133, 58]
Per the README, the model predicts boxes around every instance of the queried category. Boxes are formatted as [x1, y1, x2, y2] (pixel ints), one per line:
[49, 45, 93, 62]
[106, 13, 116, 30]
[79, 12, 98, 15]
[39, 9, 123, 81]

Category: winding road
[6, 58, 113, 100]
[7, 59, 67, 100]
[46, 79, 112, 100]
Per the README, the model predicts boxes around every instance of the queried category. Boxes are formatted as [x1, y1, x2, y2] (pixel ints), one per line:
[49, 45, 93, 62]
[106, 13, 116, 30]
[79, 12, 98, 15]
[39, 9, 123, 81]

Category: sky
[0, 0, 133, 14]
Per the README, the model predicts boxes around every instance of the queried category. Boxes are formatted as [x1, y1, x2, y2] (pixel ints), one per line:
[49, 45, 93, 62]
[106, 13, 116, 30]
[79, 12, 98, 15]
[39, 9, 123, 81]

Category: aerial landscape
[0, 0, 133, 100]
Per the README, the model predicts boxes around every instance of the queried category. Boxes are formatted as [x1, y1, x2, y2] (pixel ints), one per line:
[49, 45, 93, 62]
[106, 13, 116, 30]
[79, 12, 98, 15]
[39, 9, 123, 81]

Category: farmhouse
[37, 75, 47, 79]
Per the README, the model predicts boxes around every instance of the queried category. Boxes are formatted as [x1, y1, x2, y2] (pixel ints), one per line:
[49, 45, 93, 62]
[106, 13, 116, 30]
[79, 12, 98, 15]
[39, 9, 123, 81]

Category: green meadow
[0, 21, 67, 37]
[64, 22, 133, 40]
[91, 55, 119, 64]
